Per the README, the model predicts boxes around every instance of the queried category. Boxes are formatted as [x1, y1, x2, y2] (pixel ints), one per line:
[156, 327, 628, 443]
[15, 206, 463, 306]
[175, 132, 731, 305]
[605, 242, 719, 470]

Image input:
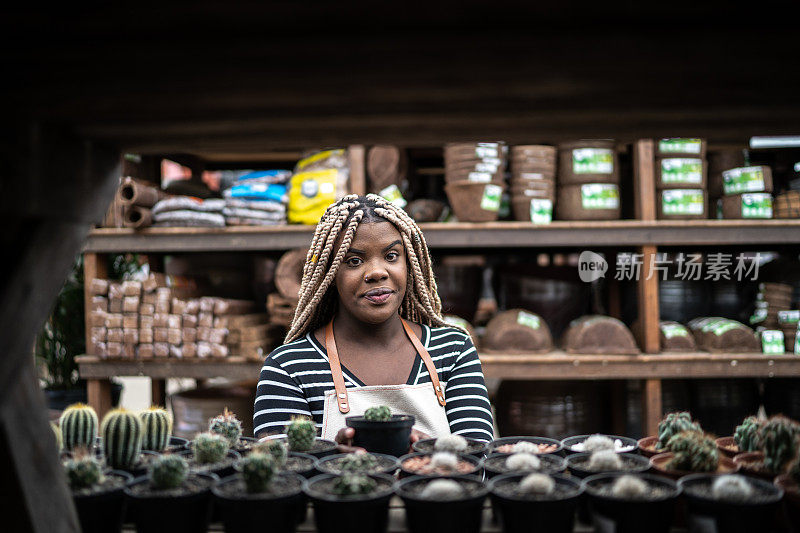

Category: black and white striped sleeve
[253, 352, 312, 439]
[443, 334, 495, 442]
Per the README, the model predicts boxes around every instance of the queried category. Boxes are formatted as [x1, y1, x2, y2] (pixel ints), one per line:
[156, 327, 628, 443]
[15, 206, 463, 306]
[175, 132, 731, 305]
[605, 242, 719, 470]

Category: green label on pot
[660, 158, 703, 184]
[658, 138, 703, 154]
[468, 171, 493, 183]
[475, 162, 500, 173]
[480, 184, 502, 211]
[661, 189, 704, 215]
[750, 307, 768, 325]
[573, 148, 614, 174]
[723, 166, 767, 194]
[661, 323, 689, 339]
[779, 310, 800, 324]
[517, 311, 541, 330]
[741, 193, 773, 219]
[379, 184, 407, 208]
[475, 145, 500, 159]
[581, 184, 619, 209]
[762, 330, 785, 355]
[530, 199, 553, 224]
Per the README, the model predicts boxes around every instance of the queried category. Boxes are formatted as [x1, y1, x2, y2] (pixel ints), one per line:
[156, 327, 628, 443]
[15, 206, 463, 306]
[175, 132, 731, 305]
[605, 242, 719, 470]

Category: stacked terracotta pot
[719, 164, 774, 219]
[509, 145, 556, 223]
[654, 138, 708, 220]
[555, 140, 620, 220]
[752, 282, 797, 352]
[444, 142, 507, 222]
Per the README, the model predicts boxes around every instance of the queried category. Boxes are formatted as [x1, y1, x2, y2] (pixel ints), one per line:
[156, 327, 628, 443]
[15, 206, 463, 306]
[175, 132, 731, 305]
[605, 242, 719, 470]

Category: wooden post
[83, 253, 107, 355]
[151, 378, 167, 408]
[348, 145, 367, 196]
[87, 379, 113, 420]
[643, 378, 663, 436]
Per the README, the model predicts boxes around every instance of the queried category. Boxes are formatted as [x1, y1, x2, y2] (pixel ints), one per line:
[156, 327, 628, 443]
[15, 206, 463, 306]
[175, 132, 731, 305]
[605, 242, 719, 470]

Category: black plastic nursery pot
[489, 473, 583, 533]
[346, 414, 415, 457]
[212, 472, 306, 533]
[316, 452, 400, 476]
[118, 450, 159, 478]
[487, 436, 563, 456]
[678, 473, 784, 533]
[303, 473, 395, 533]
[179, 449, 241, 478]
[286, 451, 319, 479]
[582, 472, 681, 533]
[398, 451, 483, 478]
[560, 434, 639, 455]
[396, 475, 489, 533]
[72, 470, 133, 533]
[566, 452, 650, 480]
[124, 472, 218, 533]
[168, 436, 188, 452]
[275, 436, 338, 459]
[412, 437, 488, 458]
[483, 452, 567, 479]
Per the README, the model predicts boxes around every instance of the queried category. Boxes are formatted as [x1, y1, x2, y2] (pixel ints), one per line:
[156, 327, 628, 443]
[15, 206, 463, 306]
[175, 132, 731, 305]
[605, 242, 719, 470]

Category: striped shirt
[253, 325, 494, 442]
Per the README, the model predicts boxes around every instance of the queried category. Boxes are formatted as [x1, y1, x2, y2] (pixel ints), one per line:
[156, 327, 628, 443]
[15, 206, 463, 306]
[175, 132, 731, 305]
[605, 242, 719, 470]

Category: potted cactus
[650, 430, 738, 479]
[489, 472, 583, 533]
[679, 473, 784, 533]
[138, 406, 186, 453]
[209, 407, 258, 455]
[396, 475, 489, 533]
[399, 451, 482, 477]
[412, 434, 488, 458]
[316, 452, 399, 475]
[483, 451, 567, 479]
[213, 451, 306, 533]
[59, 403, 99, 453]
[255, 438, 317, 479]
[487, 436, 562, 455]
[100, 408, 144, 470]
[561, 434, 638, 455]
[346, 405, 415, 457]
[64, 449, 132, 533]
[303, 472, 395, 533]
[276, 416, 337, 459]
[566, 450, 650, 480]
[582, 473, 681, 533]
[638, 411, 701, 458]
[734, 415, 800, 480]
[183, 432, 241, 478]
[125, 454, 218, 533]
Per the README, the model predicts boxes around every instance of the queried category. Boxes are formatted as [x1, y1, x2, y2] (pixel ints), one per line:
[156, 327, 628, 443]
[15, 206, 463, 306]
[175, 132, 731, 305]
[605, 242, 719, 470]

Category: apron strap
[324, 319, 447, 414]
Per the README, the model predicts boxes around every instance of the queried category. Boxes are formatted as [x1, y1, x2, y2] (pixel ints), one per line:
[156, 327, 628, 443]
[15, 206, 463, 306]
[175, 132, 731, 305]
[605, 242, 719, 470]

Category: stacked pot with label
[555, 140, 620, 220]
[509, 145, 556, 223]
[443, 142, 507, 222]
[719, 164, 774, 219]
[655, 138, 708, 220]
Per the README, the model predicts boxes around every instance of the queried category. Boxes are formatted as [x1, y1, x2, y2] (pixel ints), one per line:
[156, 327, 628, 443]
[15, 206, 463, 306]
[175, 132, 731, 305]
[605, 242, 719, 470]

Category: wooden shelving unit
[79, 140, 800, 436]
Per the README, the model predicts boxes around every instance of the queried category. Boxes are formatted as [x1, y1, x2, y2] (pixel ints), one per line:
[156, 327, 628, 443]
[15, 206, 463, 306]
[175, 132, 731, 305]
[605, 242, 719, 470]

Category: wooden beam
[151, 378, 167, 408]
[87, 379, 113, 421]
[348, 145, 367, 196]
[642, 378, 663, 437]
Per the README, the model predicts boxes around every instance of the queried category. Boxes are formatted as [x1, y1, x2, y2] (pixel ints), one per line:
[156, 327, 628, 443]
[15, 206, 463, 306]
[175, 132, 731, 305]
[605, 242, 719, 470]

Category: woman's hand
[409, 428, 430, 452]
[334, 427, 366, 454]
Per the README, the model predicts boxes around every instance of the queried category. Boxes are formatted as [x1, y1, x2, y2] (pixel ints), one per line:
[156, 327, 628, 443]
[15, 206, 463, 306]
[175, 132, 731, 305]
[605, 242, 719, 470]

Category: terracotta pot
[510, 171, 556, 183]
[510, 197, 554, 222]
[637, 436, 661, 458]
[649, 452, 739, 481]
[733, 451, 776, 481]
[557, 140, 620, 185]
[510, 145, 557, 159]
[444, 181, 504, 222]
[715, 436, 739, 458]
[555, 184, 621, 221]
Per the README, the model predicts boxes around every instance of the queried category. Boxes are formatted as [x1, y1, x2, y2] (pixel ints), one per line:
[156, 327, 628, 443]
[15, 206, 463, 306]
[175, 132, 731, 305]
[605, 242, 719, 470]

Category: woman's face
[334, 221, 407, 325]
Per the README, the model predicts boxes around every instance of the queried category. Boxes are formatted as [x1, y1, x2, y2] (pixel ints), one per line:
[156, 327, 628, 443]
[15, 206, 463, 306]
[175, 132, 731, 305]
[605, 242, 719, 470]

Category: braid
[284, 194, 461, 343]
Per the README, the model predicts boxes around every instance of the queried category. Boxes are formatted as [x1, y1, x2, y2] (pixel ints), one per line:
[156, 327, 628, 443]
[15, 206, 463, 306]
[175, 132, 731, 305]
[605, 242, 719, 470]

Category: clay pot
[444, 181, 504, 222]
[405, 199, 445, 223]
[367, 145, 407, 192]
[557, 140, 619, 185]
[556, 183, 621, 221]
[510, 145, 557, 159]
[275, 248, 308, 300]
[482, 309, 553, 353]
[721, 193, 773, 220]
[733, 451, 776, 481]
[637, 436, 661, 458]
[715, 436, 739, 458]
[649, 452, 739, 480]
[562, 315, 639, 355]
[659, 321, 697, 352]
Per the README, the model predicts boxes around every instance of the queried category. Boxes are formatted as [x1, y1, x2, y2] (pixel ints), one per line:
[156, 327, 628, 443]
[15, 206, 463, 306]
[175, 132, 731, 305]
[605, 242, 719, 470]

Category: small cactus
[611, 475, 648, 498]
[588, 449, 623, 471]
[209, 407, 242, 447]
[711, 475, 754, 502]
[364, 406, 392, 422]
[420, 479, 465, 499]
[759, 415, 800, 473]
[519, 473, 555, 495]
[59, 403, 98, 452]
[192, 432, 229, 464]
[657, 412, 701, 450]
[430, 452, 459, 473]
[101, 408, 143, 470]
[665, 430, 719, 472]
[434, 434, 468, 453]
[239, 452, 276, 493]
[734, 415, 764, 453]
[331, 473, 377, 496]
[340, 453, 379, 472]
[583, 435, 616, 453]
[140, 407, 172, 452]
[51, 422, 62, 452]
[149, 454, 189, 490]
[286, 417, 316, 452]
[254, 439, 288, 467]
[64, 450, 103, 490]
[505, 452, 541, 471]
[511, 441, 539, 454]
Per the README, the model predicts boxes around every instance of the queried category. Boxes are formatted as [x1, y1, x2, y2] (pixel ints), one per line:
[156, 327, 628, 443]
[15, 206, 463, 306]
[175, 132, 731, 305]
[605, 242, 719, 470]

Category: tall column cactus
[140, 406, 172, 452]
[101, 408, 143, 470]
[759, 415, 800, 474]
[208, 408, 242, 446]
[59, 403, 98, 451]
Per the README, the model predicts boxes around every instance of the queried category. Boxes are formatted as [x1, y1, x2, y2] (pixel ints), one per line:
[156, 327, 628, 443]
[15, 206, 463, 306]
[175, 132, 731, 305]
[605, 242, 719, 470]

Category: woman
[254, 194, 494, 450]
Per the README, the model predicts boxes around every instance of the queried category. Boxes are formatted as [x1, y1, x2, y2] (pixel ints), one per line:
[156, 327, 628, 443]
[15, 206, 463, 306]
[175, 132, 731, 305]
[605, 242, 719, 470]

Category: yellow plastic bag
[288, 168, 340, 225]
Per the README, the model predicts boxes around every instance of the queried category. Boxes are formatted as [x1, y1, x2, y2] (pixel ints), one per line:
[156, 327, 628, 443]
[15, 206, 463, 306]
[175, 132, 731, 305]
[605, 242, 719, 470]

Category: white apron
[320, 319, 451, 441]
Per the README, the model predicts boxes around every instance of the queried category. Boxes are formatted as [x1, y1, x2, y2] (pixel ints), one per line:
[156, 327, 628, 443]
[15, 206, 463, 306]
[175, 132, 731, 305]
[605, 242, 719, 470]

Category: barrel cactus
[364, 406, 392, 422]
[665, 430, 719, 472]
[711, 475, 754, 502]
[64, 450, 103, 490]
[434, 434, 468, 453]
[140, 406, 172, 452]
[759, 415, 800, 474]
[734, 415, 764, 453]
[149, 454, 189, 490]
[192, 432, 229, 464]
[286, 417, 316, 452]
[239, 452, 276, 493]
[331, 473, 377, 496]
[519, 473, 555, 495]
[209, 407, 242, 446]
[657, 411, 701, 450]
[420, 479, 465, 499]
[59, 403, 98, 452]
[611, 475, 648, 498]
[101, 408, 143, 470]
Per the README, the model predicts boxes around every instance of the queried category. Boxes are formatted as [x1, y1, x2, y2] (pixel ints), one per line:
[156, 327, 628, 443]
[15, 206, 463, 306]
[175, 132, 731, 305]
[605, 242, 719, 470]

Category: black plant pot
[483, 452, 567, 479]
[396, 475, 489, 533]
[115, 451, 159, 478]
[303, 473, 394, 533]
[678, 473, 784, 533]
[582, 472, 681, 533]
[285, 452, 318, 479]
[212, 473, 305, 533]
[179, 449, 241, 478]
[316, 452, 400, 476]
[487, 436, 563, 456]
[124, 473, 218, 533]
[489, 473, 583, 533]
[167, 436, 188, 452]
[276, 437, 338, 459]
[346, 415, 415, 457]
[72, 470, 133, 533]
[412, 437, 488, 459]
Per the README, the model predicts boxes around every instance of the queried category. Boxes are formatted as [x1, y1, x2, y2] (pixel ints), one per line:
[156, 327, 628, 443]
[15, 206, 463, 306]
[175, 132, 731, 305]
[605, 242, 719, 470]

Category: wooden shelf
[76, 352, 800, 382]
[83, 219, 800, 253]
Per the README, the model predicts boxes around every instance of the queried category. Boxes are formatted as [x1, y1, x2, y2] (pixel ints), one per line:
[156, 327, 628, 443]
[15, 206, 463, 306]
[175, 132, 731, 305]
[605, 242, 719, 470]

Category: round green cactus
[140, 406, 172, 452]
[339, 453, 379, 472]
[239, 452, 277, 493]
[286, 417, 316, 452]
[759, 415, 800, 474]
[59, 403, 98, 452]
[192, 432, 229, 464]
[64, 451, 103, 490]
[101, 408, 143, 470]
[149, 454, 189, 490]
[331, 473, 377, 496]
[665, 430, 719, 472]
[657, 411, 700, 450]
[364, 406, 392, 422]
[209, 407, 242, 447]
[255, 439, 288, 467]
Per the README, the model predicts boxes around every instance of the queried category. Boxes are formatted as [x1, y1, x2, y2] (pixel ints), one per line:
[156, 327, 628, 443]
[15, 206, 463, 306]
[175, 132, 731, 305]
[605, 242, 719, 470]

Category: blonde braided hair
[285, 194, 457, 342]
